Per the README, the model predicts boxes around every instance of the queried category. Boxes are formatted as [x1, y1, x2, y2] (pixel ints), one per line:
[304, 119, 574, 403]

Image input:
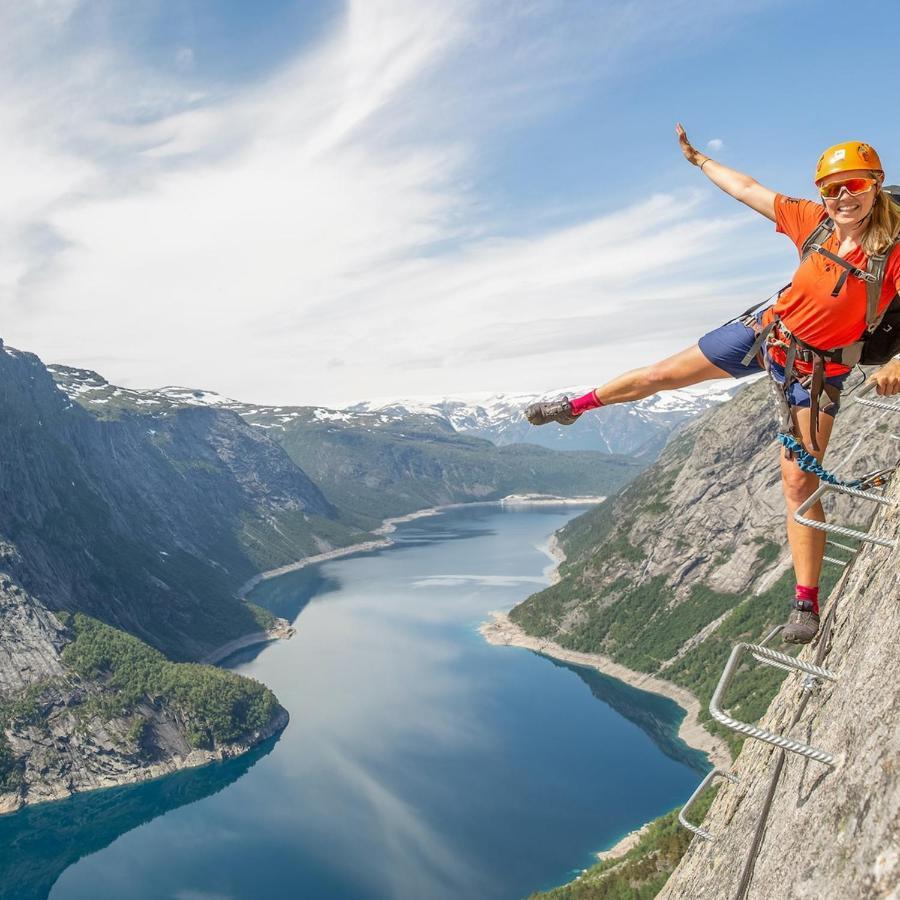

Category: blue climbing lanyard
[776, 432, 862, 488]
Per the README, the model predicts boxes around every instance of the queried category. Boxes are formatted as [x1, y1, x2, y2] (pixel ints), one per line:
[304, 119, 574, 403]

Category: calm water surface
[5, 506, 709, 900]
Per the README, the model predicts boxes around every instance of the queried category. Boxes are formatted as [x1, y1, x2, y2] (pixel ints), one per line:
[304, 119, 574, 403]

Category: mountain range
[346, 381, 744, 457]
[0, 343, 647, 813]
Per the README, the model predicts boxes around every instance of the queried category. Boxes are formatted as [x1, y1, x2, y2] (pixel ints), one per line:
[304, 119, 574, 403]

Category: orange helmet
[815, 141, 883, 183]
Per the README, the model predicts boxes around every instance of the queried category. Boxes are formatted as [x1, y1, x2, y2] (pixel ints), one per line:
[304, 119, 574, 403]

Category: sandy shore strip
[202, 619, 296, 666]
[595, 822, 652, 863]
[540, 533, 566, 585]
[481, 611, 731, 770]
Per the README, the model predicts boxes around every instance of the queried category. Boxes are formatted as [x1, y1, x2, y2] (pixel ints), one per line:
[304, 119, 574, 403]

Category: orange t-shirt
[761, 194, 900, 375]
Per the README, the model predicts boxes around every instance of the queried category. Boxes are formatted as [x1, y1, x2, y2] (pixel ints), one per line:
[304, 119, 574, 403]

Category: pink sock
[795, 584, 819, 615]
[570, 390, 604, 416]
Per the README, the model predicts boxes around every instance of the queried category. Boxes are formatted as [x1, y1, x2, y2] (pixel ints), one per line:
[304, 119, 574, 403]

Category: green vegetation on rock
[59, 613, 281, 749]
[0, 733, 18, 792]
[0, 680, 56, 792]
[530, 788, 716, 899]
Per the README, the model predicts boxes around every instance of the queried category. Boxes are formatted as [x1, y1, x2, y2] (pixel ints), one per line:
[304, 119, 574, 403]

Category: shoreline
[480, 611, 731, 865]
[201, 619, 296, 666]
[208, 495, 605, 666]
[235, 494, 605, 598]
[481, 611, 731, 772]
[595, 821, 652, 862]
[478, 526, 731, 865]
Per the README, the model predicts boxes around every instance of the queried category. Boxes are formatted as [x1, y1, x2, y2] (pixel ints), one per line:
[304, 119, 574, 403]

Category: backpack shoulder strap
[800, 217, 835, 261]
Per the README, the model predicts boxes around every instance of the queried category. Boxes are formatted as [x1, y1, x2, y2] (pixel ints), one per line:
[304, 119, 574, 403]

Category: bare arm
[676, 124, 777, 222]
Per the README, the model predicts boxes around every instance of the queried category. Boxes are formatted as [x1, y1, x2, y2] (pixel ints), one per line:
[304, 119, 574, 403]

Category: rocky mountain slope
[0, 576, 288, 815]
[93, 382, 645, 528]
[0, 345, 344, 812]
[511, 375, 897, 750]
[19, 355, 359, 661]
[347, 382, 742, 457]
[516, 373, 899, 898]
[656, 472, 900, 898]
[253, 408, 640, 527]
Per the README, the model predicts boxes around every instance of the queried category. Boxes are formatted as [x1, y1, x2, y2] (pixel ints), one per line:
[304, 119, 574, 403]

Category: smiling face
[819, 168, 882, 230]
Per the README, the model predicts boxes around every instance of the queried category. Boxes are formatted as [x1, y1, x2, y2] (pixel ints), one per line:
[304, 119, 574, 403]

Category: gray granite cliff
[658, 467, 899, 899]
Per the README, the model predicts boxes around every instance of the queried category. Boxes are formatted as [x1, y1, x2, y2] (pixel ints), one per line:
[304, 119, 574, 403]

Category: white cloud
[0, 0, 782, 406]
[707, 138, 724, 152]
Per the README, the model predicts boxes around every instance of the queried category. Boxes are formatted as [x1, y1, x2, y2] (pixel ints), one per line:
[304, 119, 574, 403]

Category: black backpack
[799, 185, 900, 365]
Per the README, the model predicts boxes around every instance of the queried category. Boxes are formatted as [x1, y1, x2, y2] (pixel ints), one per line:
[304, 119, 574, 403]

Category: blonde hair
[863, 179, 900, 256]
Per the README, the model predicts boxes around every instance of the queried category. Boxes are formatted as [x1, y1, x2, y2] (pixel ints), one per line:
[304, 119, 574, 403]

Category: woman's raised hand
[675, 123, 707, 167]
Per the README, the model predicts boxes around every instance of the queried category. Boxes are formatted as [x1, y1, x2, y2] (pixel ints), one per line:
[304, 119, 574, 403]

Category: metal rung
[710, 642, 838, 766]
[794, 482, 896, 549]
[750, 628, 796, 671]
[855, 395, 900, 413]
[826, 539, 858, 553]
[678, 768, 740, 840]
[823, 555, 848, 567]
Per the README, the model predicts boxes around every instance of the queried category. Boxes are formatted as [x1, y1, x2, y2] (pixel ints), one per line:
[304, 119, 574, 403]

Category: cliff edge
[659, 467, 900, 899]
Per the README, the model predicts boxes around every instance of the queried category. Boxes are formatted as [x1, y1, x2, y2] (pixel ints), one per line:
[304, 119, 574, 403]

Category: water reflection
[0, 737, 279, 900]
[9, 507, 705, 900]
[548, 658, 710, 774]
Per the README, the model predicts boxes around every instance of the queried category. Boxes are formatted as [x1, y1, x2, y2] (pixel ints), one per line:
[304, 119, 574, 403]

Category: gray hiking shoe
[782, 601, 820, 645]
[525, 396, 579, 426]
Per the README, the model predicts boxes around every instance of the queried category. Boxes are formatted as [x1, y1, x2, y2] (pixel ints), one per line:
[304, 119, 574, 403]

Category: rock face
[0, 574, 67, 697]
[0, 568, 289, 815]
[510, 376, 897, 680]
[658, 471, 900, 899]
[2, 350, 357, 661]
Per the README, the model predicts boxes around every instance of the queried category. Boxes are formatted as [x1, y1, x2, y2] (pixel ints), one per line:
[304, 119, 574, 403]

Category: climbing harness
[741, 186, 900, 453]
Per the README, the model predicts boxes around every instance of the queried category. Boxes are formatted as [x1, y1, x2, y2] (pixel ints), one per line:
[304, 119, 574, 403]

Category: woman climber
[526, 126, 900, 645]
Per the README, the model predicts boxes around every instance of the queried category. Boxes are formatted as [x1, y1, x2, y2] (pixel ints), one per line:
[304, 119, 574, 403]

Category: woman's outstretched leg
[526, 344, 733, 425]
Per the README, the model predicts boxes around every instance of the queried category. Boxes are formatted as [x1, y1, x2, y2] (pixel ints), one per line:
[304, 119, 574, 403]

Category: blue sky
[0, 0, 896, 405]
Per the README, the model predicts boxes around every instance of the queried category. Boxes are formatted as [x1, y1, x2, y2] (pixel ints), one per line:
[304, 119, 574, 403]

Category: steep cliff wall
[0, 348, 359, 661]
[0, 575, 288, 815]
[510, 376, 898, 752]
[658, 469, 899, 899]
[0, 346, 346, 812]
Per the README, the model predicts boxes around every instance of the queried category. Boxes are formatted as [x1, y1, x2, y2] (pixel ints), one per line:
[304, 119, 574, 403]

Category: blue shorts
[698, 317, 848, 414]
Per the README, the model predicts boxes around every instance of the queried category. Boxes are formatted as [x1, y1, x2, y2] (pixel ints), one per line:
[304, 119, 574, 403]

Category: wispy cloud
[707, 138, 724, 152]
[0, 0, 783, 405]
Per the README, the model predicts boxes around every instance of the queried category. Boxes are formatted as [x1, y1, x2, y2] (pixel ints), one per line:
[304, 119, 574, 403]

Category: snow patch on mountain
[344, 379, 750, 457]
[49, 362, 749, 459]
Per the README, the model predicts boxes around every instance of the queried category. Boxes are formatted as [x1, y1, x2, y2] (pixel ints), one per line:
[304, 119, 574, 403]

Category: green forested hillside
[264, 410, 643, 527]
